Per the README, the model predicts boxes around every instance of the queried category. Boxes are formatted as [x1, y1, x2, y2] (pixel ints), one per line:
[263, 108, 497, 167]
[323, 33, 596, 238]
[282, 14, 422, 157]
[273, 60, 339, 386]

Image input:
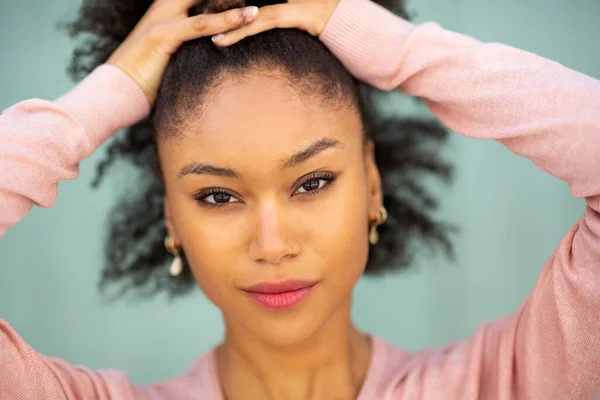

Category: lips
[243, 280, 318, 294]
[242, 279, 319, 309]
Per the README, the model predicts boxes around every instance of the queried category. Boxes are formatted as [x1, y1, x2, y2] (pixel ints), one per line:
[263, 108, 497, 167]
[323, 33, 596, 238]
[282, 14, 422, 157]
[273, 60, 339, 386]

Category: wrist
[311, 0, 342, 37]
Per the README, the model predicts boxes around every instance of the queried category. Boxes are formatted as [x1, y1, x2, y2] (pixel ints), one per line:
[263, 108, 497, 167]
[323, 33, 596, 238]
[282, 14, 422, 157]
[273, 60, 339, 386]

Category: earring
[164, 236, 183, 277]
[368, 206, 388, 246]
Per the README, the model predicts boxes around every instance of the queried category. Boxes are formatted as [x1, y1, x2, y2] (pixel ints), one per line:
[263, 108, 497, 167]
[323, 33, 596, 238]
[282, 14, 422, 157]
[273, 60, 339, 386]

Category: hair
[62, 0, 455, 301]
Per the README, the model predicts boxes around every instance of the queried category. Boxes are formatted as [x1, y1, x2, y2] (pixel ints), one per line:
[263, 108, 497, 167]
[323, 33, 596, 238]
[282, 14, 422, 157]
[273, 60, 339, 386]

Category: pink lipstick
[242, 280, 318, 310]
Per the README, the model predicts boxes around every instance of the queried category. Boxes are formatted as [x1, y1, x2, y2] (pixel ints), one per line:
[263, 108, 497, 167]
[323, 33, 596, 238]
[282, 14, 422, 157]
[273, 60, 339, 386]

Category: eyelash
[193, 172, 339, 209]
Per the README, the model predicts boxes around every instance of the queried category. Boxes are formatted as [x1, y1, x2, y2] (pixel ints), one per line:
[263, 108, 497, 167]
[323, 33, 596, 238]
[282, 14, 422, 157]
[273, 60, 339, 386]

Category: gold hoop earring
[368, 206, 388, 246]
[164, 236, 183, 277]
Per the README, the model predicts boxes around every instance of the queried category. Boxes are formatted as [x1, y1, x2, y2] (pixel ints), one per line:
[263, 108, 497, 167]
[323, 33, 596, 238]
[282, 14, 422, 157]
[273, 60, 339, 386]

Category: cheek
[314, 172, 370, 287]
[167, 195, 241, 306]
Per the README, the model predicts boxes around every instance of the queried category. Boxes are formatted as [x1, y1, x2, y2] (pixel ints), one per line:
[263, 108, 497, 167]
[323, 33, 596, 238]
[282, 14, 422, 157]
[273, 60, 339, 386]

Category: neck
[216, 300, 372, 400]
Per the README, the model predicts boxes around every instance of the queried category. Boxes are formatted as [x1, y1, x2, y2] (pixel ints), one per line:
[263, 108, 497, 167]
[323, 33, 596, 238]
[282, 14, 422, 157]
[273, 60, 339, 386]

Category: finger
[211, 4, 310, 47]
[176, 6, 259, 42]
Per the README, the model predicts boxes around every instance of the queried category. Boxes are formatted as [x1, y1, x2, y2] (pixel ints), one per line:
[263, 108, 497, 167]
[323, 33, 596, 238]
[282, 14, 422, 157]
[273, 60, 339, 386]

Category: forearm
[0, 65, 149, 238]
[320, 0, 600, 202]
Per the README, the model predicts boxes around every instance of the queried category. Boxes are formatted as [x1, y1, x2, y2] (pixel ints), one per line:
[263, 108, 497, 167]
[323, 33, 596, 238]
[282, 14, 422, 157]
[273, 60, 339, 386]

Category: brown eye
[213, 193, 231, 203]
[301, 179, 321, 192]
[196, 190, 241, 207]
[293, 172, 338, 196]
[295, 175, 335, 195]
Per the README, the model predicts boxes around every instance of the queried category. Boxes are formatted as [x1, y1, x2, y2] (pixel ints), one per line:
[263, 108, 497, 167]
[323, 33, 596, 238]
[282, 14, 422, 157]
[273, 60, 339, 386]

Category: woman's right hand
[106, 0, 259, 106]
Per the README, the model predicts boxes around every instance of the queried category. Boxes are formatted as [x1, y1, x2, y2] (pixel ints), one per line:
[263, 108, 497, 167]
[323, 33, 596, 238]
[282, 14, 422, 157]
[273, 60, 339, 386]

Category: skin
[158, 71, 383, 399]
[105, 0, 382, 397]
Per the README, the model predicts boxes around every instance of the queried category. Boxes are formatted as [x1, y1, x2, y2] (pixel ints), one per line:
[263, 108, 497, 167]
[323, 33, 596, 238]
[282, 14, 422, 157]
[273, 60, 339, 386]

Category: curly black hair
[61, 0, 455, 301]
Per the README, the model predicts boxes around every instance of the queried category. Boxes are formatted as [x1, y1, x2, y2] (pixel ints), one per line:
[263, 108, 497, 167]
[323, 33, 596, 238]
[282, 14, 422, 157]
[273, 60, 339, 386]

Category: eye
[194, 189, 241, 208]
[296, 179, 327, 193]
[293, 172, 338, 196]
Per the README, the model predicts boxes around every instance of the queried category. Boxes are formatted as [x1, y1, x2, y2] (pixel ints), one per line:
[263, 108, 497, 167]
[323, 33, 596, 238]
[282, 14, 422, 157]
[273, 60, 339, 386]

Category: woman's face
[158, 70, 382, 346]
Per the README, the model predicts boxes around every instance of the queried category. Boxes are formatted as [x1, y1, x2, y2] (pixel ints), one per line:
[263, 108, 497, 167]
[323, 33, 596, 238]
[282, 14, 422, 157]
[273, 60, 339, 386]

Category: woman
[1, 0, 599, 399]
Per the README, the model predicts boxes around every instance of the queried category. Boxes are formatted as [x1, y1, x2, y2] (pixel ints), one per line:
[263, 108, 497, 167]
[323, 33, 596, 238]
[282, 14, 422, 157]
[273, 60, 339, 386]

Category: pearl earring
[164, 236, 183, 277]
[368, 206, 388, 246]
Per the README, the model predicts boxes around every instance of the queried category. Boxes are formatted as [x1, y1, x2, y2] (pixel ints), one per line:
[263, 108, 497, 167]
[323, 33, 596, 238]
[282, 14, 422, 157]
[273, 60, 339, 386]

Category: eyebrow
[177, 138, 343, 179]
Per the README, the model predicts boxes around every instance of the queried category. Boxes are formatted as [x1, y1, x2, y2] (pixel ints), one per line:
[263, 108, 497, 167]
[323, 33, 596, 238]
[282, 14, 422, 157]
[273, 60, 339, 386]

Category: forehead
[164, 71, 362, 153]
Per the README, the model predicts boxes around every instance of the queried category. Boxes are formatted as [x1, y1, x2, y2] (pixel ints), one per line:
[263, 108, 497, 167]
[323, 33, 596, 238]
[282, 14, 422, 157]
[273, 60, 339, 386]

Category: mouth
[242, 280, 319, 310]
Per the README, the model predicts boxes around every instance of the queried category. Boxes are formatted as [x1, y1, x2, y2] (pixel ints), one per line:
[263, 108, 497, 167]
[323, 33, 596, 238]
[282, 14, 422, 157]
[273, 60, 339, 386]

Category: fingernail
[212, 34, 226, 43]
[242, 6, 258, 19]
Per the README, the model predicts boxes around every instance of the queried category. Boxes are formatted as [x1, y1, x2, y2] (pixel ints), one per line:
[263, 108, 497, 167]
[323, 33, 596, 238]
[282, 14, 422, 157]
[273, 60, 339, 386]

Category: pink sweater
[1, 0, 599, 398]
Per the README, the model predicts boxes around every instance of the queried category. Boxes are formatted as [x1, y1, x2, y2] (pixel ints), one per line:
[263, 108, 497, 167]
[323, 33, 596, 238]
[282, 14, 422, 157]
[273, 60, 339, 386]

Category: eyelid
[193, 171, 339, 208]
[193, 188, 242, 208]
[195, 187, 240, 199]
[291, 171, 338, 195]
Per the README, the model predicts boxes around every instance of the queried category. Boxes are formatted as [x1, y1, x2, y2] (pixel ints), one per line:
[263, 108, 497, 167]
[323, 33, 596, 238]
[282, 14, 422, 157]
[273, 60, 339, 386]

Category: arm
[320, 0, 600, 201]
[320, 0, 600, 398]
[0, 318, 140, 399]
[0, 65, 149, 239]
[0, 65, 149, 399]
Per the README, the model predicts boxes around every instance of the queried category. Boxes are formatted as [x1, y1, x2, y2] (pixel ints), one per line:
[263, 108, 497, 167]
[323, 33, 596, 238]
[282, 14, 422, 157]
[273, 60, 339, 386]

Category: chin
[244, 307, 329, 348]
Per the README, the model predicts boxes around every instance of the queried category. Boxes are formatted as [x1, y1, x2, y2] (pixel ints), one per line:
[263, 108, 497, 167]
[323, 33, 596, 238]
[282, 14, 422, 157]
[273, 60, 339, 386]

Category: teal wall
[1, 0, 598, 384]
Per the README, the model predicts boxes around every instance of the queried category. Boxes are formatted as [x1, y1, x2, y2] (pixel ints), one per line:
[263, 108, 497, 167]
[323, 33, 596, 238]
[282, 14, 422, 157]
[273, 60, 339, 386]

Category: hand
[210, 0, 341, 46]
[106, 0, 259, 106]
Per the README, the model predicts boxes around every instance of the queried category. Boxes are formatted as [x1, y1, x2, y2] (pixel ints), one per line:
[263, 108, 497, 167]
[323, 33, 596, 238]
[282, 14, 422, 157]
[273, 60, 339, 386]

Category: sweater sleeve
[0, 64, 150, 398]
[0, 64, 150, 239]
[0, 318, 143, 400]
[320, 1, 600, 399]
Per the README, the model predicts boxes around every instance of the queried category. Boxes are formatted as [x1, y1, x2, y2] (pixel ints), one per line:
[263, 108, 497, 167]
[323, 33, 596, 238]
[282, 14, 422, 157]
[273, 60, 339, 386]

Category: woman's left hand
[210, 0, 341, 46]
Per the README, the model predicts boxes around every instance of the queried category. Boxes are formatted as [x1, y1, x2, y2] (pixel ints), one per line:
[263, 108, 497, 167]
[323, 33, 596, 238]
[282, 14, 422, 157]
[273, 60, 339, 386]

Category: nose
[248, 202, 300, 265]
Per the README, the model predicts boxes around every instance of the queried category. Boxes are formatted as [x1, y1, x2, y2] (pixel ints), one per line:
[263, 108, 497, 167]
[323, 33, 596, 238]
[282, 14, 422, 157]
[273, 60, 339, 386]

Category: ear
[364, 140, 383, 221]
[163, 197, 181, 243]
